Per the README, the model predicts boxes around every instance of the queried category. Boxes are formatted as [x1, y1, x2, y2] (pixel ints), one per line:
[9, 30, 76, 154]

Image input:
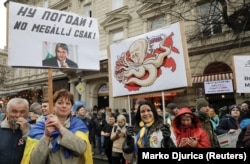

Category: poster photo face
[109, 22, 191, 97]
[8, 1, 100, 70]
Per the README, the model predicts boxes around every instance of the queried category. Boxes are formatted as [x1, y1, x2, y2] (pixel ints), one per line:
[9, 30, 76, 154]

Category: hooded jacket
[172, 108, 211, 148]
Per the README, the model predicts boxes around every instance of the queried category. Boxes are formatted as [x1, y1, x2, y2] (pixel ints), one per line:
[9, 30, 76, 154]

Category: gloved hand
[160, 124, 176, 148]
[126, 126, 134, 136]
[161, 124, 171, 138]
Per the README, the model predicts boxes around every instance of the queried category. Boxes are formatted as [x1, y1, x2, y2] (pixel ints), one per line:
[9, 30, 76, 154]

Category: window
[112, 0, 123, 10]
[112, 30, 124, 42]
[83, 3, 92, 17]
[38, 69, 45, 75]
[149, 16, 166, 31]
[200, 2, 222, 36]
[99, 84, 109, 93]
[14, 68, 21, 78]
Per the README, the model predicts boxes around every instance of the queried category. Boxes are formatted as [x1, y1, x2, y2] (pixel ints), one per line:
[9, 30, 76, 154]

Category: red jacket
[172, 108, 211, 148]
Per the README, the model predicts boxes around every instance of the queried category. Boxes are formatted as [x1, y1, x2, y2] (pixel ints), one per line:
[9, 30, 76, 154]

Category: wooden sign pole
[48, 69, 54, 114]
[5, 1, 9, 49]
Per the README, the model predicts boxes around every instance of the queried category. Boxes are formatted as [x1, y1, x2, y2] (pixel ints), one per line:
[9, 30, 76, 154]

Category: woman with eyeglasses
[216, 105, 241, 135]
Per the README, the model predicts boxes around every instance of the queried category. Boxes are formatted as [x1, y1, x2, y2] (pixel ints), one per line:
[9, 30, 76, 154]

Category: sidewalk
[92, 146, 108, 161]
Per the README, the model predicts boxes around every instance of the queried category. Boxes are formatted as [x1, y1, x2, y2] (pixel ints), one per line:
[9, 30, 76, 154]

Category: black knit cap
[166, 103, 177, 110]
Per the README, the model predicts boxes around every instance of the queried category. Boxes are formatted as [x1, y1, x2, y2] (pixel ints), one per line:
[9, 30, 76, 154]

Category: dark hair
[229, 104, 240, 112]
[53, 89, 74, 106]
[134, 100, 159, 126]
[42, 98, 49, 103]
[76, 105, 85, 112]
[109, 113, 116, 119]
[55, 43, 68, 53]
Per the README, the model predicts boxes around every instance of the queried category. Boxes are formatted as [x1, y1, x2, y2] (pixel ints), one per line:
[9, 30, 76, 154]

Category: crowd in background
[1, 92, 250, 164]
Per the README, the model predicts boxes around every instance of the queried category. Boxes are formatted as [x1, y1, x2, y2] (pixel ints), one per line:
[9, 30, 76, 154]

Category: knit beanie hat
[196, 98, 209, 111]
[229, 105, 240, 114]
[166, 103, 177, 110]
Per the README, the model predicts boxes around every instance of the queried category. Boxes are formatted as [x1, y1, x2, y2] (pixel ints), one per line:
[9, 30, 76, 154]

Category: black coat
[42, 57, 78, 68]
[102, 124, 114, 150]
[0, 128, 25, 163]
[216, 114, 239, 135]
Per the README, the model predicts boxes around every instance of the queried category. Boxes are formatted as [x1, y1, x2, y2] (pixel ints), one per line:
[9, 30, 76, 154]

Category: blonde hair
[116, 114, 126, 123]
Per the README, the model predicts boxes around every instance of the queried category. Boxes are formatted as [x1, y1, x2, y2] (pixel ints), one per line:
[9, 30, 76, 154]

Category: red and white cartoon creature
[114, 32, 179, 91]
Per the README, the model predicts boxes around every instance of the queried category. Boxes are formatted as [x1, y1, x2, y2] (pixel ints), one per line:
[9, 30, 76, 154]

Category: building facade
[0, 0, 250, 111]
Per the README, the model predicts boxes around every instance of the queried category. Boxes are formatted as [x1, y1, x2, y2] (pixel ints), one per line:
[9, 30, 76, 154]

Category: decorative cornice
[49, 0, 70, 10]
[100, 13, 131, 30]
[188, 37, 250, 56]
[136, 0, 174, 19]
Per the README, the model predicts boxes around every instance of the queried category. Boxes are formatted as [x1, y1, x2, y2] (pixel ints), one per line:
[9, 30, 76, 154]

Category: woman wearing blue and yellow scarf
[123, 100, 176, 163]
[22, 89, 93, 164]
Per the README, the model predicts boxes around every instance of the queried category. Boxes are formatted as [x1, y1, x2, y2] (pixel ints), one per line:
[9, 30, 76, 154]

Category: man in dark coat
[196, 98, 220, 148]
[101, 114, 116, 164]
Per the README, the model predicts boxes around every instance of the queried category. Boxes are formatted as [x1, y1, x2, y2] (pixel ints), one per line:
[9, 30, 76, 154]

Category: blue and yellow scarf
[134, 120, 154, 153]
[22, 116, 93, 164]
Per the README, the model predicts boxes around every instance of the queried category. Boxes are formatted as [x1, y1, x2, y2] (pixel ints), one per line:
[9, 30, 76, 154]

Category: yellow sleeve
[76, 131, 93, 164]
[21, 137, 39, 164]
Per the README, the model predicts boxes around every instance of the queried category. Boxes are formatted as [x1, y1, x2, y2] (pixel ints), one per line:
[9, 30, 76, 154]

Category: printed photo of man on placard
[42, 42, 78, 68]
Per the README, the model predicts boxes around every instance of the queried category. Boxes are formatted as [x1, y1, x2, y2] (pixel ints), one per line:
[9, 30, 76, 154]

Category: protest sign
[108, 21, 191, 97]
[233, 55, 250, 93]
[217, 129, 241, 148]
[8, 1, 100, 70]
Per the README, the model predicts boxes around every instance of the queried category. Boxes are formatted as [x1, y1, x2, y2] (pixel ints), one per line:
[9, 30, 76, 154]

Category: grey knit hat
[196, 98, 209, 110]
[166, 103, 177, 110]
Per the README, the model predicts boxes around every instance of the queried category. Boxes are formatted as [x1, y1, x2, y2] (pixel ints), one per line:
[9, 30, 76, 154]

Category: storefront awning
[0, 87, 35, 96]
[192, 73, 233, 83]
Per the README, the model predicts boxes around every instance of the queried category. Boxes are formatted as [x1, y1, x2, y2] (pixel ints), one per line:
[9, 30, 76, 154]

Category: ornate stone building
[1, 0, 250, 111]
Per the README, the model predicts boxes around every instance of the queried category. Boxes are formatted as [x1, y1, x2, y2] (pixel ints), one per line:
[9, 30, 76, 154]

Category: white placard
[233, 55, 250, 93]
[8, 1, 100, 70]
[109, 22, 190, 97]
[217, 129, 241, 148]
[204, 80, 233, 94]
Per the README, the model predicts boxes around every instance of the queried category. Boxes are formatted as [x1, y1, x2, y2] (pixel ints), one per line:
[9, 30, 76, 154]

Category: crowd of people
[1, 90, 250, 164]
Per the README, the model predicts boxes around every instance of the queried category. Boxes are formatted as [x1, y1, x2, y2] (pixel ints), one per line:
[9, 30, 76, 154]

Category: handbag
[122, 135, 134, 154]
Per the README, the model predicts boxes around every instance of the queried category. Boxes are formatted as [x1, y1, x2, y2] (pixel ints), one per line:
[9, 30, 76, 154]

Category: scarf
[22, 131, 93, 164]
[136, 120, 154, 148]
[29, 116, 88, 158]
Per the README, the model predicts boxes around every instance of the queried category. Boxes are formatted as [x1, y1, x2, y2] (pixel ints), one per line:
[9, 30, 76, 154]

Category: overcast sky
[0, 2, 7, 49]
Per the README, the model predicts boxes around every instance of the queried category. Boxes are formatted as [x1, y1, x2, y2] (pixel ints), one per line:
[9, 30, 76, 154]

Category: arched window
[98, 84, 109, 96]
[204, 62, 232, 74]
